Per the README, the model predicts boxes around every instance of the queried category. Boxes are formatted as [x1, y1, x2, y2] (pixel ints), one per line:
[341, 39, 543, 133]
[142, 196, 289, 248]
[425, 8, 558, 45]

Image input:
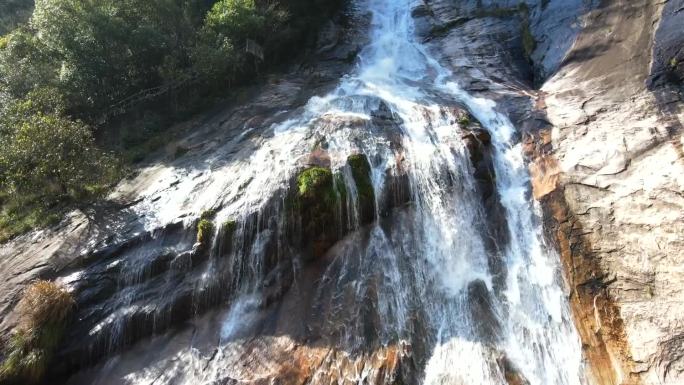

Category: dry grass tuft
[0, 280, 74, 384]
[17, 280, 74, 331]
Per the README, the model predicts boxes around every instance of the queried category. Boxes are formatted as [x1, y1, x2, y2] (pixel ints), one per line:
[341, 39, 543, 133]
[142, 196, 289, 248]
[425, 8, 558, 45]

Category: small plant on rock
[0, 280, 74, 384]
[457, 114, 471, 128]
[197, 218, 215, 249]
[670, 57, 678, 69]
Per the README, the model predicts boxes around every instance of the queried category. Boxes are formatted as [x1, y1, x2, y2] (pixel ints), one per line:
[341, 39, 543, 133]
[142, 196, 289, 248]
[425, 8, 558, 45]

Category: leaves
[0, 108, 120, 202]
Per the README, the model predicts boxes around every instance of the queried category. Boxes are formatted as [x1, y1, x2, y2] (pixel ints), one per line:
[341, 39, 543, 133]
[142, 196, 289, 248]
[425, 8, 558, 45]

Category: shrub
[0, 111, 120, 202]
[16, 280, 74, 330]
[0, 280, 74, 384]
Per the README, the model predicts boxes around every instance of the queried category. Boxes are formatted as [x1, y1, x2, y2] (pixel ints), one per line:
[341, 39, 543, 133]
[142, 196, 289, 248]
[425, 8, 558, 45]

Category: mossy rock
[196, 219, 215, 250]
[221, 219, 237, 244]
[200, 210, 216, 221]
[297, 167, 335, 201]
[293, 166, 344, 260]
[347, 154, 376, 224]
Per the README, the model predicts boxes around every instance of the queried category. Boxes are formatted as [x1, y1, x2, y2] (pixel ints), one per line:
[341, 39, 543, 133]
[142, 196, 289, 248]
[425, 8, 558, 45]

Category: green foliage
[221, 219, 237, 245]
[294, 167, 339, 228]
[0, 91, 120, 241]
[0, 280, 74, 385]
[0, 0, 344, 123]
[0, 0, 346, 240]
[204, 0, 264, 39]
[192, 0, 285, 84]
[293, 166, 343, 259]
[0, 28, 56, 100]
[222, 219, 237, 234]
[29, 0, 206, 115]
[0, 0, 33, 35]
[0, 198, 61, 244]
[200, 209, 216, 221]
[0, 111, 120, 201]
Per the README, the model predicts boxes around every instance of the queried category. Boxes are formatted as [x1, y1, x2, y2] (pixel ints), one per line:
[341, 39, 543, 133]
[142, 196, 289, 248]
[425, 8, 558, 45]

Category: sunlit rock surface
[0, 1, 682, 385]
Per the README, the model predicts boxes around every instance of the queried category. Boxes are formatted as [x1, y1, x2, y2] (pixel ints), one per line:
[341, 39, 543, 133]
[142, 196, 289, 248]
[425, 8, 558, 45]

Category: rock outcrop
[539, 1, 684, 383]
[416, 0, 683, 384]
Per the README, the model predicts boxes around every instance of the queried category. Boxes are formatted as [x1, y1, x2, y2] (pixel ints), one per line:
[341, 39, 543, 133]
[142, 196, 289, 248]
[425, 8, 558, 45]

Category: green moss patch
[297, 167, 336, 203]
[196, 218, 215, 249]
[292, 166, 344, 260]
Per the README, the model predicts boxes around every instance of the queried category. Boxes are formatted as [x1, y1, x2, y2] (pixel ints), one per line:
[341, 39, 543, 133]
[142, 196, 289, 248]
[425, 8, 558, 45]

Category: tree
[0, 110, 119, 203]
[0, 28, 56, 101]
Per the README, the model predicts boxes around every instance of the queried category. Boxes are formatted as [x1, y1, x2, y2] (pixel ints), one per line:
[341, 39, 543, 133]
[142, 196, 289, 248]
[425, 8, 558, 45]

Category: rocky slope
[539, 1, 684, 384]
[415, 0, 683, 383]
[0, 1, 682, 385]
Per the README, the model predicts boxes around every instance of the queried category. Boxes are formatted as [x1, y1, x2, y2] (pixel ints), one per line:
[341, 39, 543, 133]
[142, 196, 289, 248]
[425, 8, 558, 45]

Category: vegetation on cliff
[0, 280, 74, 384]
[0, 0, 32, 35]
[0, 0, 346, 242]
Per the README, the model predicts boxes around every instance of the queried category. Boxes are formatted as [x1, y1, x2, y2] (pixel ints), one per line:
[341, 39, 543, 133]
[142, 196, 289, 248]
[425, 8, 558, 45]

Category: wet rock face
[648, 1, 684, 90]
[415, 0, 597, 86]
[293, 166, 343, 260]
[347, 153, 377, 223]
[527, 1, 684, 384]
[417, 0, 684, 384]
[467, 279, 500, 344]
[289, 156, 375, 257]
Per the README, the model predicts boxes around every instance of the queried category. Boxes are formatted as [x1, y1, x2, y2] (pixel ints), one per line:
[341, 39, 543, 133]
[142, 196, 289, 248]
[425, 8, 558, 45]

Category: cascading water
[66, 0, 588, 384]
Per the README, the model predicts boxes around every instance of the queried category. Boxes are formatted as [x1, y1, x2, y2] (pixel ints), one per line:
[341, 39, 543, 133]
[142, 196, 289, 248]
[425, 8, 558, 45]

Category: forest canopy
[0, 0, 345, 242]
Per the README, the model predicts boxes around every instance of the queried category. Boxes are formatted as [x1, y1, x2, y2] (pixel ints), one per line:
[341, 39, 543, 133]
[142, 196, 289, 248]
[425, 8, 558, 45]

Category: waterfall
[68, 1, 588, 384]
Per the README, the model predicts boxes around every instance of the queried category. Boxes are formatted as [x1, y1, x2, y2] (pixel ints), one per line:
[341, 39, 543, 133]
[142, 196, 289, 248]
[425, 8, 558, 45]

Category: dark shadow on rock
[647, 0, 684, 156]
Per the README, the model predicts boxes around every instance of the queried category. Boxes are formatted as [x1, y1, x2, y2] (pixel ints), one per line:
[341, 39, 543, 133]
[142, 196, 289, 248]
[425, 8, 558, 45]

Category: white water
[82, 0, 588, 384]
